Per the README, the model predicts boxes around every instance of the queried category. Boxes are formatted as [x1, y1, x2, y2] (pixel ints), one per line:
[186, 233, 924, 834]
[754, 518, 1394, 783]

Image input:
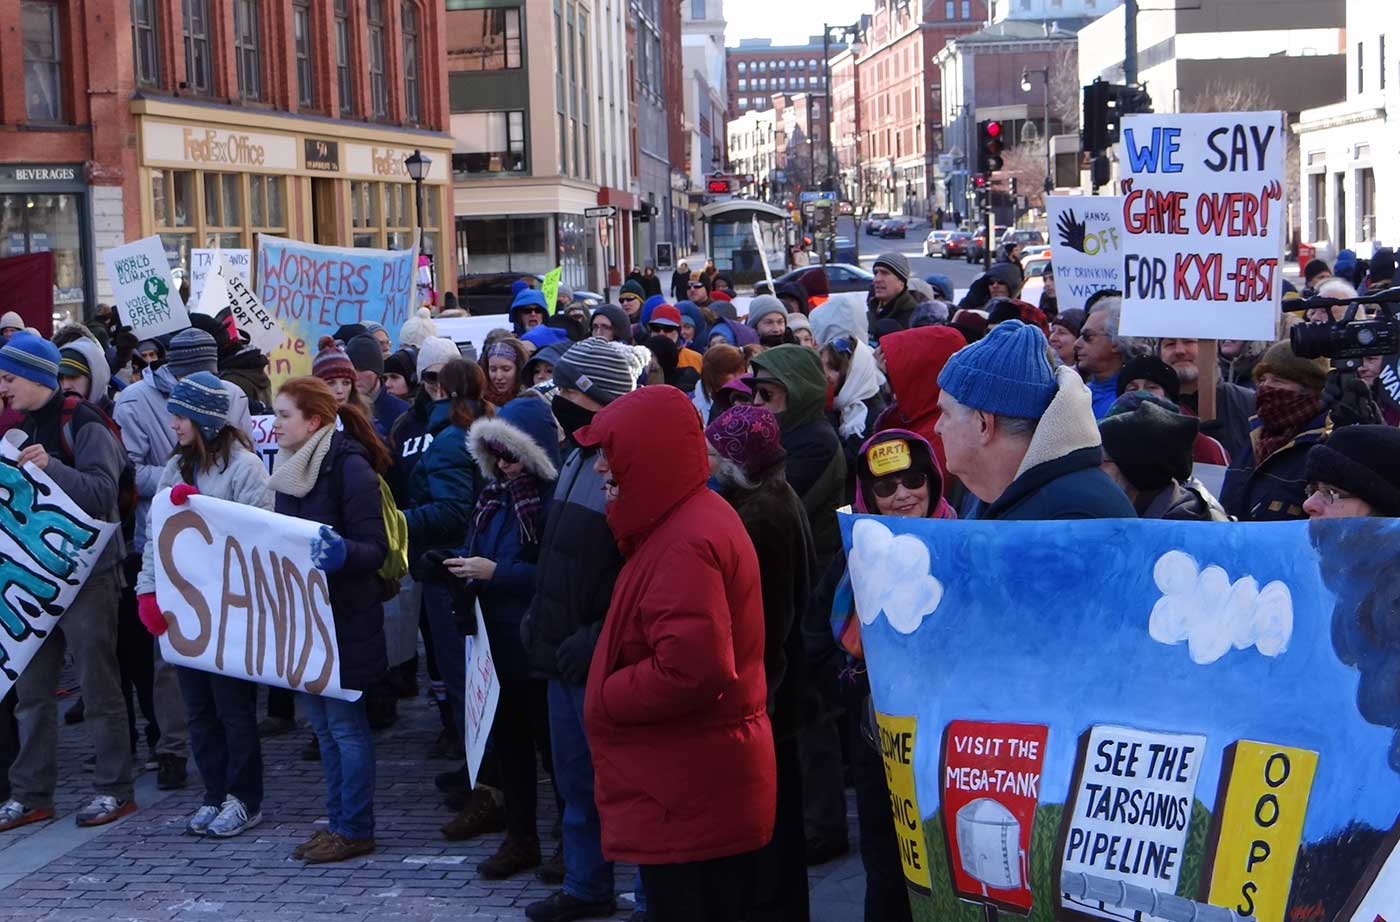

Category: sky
[723, 0, 872, 47]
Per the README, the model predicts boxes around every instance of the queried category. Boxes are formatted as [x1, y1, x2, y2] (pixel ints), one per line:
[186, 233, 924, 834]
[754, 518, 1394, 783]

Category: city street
[837, 215, 1010, 295]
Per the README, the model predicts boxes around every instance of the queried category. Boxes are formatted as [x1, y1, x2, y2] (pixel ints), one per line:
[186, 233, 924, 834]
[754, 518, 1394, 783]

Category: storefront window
[0, 193, 86, 324]
[451, 111, 527, 176]
[456, 215, 550, 275]
[446, 7, 522, 71]
[22, 1, 64, 123]
[154, 168, 287, 283]
[352, 180, 381, 247]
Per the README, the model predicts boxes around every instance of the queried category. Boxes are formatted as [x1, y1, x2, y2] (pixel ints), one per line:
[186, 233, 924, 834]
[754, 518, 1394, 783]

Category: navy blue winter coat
[1219, 415, 1326, 522]
[370, 386, 410, 445]
[274, 432, 388, 691]
[404, 398, 483, 566]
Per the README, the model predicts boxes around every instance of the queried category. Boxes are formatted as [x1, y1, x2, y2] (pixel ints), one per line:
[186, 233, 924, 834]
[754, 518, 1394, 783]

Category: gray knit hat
[745, 295, 788, 330]
[872, 252, 911, 285]
[552, 336, 640, 406]
[166, 328, 220, 378]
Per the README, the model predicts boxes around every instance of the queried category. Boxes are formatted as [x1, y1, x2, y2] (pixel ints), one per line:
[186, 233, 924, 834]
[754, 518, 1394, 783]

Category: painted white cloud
[848, 519, 943, 634]
[1148, 549, 1293, 664]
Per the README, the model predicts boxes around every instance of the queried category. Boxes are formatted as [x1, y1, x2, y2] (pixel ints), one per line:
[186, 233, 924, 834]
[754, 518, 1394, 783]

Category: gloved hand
[418, 548, 456, 583]
[170, 483, 199, 505]
[1323, 370, 1383, 428]
[137, 593, 167, 637]
[310, 525, 347, 572]
[555, 629, 597, 685]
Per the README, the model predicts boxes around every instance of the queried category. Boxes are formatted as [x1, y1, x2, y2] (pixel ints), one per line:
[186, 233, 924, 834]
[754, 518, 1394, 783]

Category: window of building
[0, 193, 86, 324]
[451, 111, 527, 175]
[351, 181, 381, 247]
[233, 0, 262, 101]
[293, 0, 314, 108]
[691, 0, 704, 17]
[403, 3, 422, 123]
[1360, 166, 1376, 240]
[1358, 41, 1365, 93]
[946, 0, 954, 17]
[334, 0, 353, 115]
[1308, 171, 1327, 241]
[568, 7, 579, 176]
[23, 1, 63, 122]
[203, 172, 244, 248]
[368, 0, 388, 118]
[738, 96, 748, 107]
[447, 7, 522, 71]
[961, 0, 970, 15]
[132, 0, 160, 88]
[737, 61, 746, 73]
[183, 0, 212, 94]
[579, 13, 591, 180]
[456, 215, 551, 275]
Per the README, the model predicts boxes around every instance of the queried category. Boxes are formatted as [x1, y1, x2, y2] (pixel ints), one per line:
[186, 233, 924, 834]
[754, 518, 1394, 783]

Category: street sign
[799, 191, 837, 203]
[584, 205, 617, 219]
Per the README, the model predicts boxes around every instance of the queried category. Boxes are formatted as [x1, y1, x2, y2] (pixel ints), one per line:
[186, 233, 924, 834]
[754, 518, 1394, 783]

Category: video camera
[1285, 286, 1400, 369]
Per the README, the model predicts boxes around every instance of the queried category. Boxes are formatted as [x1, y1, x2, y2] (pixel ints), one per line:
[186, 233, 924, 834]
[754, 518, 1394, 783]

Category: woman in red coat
[574, 386, 776, 922]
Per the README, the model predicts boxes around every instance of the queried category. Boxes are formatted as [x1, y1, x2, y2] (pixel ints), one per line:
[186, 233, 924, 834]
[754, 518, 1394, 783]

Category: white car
[924, 230, 952, 257]
[1021, 244, 1051, 262]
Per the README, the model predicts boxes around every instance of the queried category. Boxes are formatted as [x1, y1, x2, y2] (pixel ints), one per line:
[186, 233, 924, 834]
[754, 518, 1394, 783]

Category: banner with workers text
[256, 235, 418, 387]
[1117, 111, 1285, 341]
[1046, 196, 1125, 312]
[152, 489, 362, 701]
[840, 512, 1400, 922]
[0, 434, 119, 699]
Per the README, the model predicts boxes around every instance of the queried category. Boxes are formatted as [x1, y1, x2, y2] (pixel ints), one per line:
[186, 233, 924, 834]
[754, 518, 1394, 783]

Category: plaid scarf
[1254, 387, 1322, 461]
[472, 473, 544, 547]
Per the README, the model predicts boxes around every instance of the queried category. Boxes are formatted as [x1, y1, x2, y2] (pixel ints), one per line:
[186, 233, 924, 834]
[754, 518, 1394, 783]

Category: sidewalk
[0, 671, 865, 921]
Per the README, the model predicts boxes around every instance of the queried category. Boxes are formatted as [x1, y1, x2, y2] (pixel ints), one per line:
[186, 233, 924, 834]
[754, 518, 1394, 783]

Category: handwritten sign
[102, 235, 191, 338]
[256, 235, 418, 386]
[226, 271, 283, 356]
[463, 601, 499, 786]
[248, 415, 279, 472]
[191, 248, 250, 306]
[540, 266, 562, 315]
[1059, 725, 1207, 918]
[940, 720, 1048, 912]
[0, 436, 118, 698]
[1047, 196, 1126, 312]
[152, 489, 361, 701]
[877, 711, 934, 894]
[1118, 111, 1285, 340]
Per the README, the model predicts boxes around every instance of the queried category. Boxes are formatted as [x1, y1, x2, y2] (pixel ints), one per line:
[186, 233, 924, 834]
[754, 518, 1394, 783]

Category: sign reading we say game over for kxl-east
[1118, 111, 1285, 342]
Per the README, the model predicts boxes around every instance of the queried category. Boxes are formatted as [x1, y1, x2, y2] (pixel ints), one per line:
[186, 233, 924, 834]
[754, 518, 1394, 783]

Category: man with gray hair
[1075, 296, 1145, 420]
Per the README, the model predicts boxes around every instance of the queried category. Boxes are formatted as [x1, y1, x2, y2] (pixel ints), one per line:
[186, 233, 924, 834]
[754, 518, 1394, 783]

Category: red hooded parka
[873, 325, 967, 475]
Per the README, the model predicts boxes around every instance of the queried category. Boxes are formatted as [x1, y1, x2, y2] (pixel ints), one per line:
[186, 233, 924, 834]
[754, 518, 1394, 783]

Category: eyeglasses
[688, 282, 705, 289]
[752, 384, 784, 405]
[1305, 483, 1356, 505]
[870, 470, 928, 498]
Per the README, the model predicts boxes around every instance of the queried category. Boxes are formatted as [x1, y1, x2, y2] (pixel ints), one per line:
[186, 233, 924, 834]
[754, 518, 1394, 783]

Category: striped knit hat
[552, 336, 640, 406]
[167, 371, 231, 441]
[312, 335, 355, 383]
[0, 332, 60, 389]
[166, 328, 220, 378]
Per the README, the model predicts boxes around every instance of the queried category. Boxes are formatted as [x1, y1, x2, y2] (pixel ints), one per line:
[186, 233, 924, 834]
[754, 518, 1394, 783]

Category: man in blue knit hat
[934, 320, 1135, 521]
[0, 333, 136, 829]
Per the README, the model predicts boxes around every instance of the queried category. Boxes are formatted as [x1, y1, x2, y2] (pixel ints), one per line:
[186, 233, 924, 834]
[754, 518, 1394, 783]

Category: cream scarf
[269, 425, 335, 499]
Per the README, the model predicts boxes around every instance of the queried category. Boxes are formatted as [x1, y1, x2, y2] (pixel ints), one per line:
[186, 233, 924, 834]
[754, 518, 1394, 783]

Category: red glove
[170, 483, 199, 505]
[137, 594, 167, 637]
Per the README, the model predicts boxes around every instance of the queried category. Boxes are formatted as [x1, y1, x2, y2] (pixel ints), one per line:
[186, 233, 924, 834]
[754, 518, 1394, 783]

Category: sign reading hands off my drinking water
[1118, 111, 1285, 341]
[102, 235, 191, 339]
[1047, 196, 1126, 312]
[153, 489, 361, 701]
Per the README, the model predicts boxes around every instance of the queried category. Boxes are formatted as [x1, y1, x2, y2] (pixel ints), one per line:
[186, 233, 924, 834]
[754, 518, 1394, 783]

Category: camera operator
[1302, 425, 1400, 519]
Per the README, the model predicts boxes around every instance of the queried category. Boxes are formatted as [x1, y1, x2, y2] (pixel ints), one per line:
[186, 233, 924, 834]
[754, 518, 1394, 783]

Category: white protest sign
[191, 248, 251, 306]
[0, 434, 119, 699]
[752, 216, 775, 292]
[248, 415, 279, 473]
[1047, 195, 1126, 312]
[225, 271, 284, 355]
[193, 252, 229, 317]
[102, 235, 191, 338]
[463, 601, 500, 786]
[434, 315, 511, 358]
[152, 489, 362, 701]
[1060, 725, 1206, 918]
[1118, 111, 1285, 340]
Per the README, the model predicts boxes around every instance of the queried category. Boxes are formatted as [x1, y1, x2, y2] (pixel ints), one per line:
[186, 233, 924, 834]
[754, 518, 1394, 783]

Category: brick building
[1, 0, 456, 322]
[725, 36, 845, 122]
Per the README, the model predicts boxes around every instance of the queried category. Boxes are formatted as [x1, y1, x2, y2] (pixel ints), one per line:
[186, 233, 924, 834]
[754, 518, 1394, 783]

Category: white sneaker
[207, 796, 261, 838]
[186, 805, 220, 835]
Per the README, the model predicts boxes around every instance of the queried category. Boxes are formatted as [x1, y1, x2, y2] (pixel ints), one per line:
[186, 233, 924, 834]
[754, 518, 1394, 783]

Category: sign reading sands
[152, 489, 361, 701]
[102, 235, 191, 339]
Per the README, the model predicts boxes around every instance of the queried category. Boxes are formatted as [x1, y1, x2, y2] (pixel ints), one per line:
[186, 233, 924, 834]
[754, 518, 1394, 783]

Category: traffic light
[977, 120, 1005, 174]
[1118, 83, 1154, 117]
[1082, 79, 1153, 154]
[972, 174, 987, 189]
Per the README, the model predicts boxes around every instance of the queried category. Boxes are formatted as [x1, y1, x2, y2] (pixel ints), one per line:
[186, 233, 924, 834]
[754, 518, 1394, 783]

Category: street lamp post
[404, 149, 433, 294]
[1020, 68, 1053, 195]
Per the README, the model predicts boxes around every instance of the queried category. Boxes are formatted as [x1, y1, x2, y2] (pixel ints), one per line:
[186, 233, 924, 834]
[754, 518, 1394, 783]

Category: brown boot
[302, 831, 375, 863]
[536, 845, 565, 884]
[291, 829, 331, 860]
[441, 788, 506, 841]
[478, 835, 542, 880]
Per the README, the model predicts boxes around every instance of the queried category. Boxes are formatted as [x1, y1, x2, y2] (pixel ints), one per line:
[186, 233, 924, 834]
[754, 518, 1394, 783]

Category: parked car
[877, 220, 908, 239]
[1021, 244, 1051, 262]
[1022, 252, 1052, 281]
[925, 230, 952, 257]
[941, 232, 972, 259]
[838, 201, 854, 215]
[864, 212, 891, 235]
[1002, 228, 1046, 248]
[966, 227, 1010, 263]
[833, 236, 859, 264]
[773, 263, 874, 296]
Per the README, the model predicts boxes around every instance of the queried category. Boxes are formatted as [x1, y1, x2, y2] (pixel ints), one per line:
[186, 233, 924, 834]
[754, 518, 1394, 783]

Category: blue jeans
[423, 583, 466, 740]
[548, 679, 613, 902]
[177, 667, 262, 812]
[301, 693, 375, 839]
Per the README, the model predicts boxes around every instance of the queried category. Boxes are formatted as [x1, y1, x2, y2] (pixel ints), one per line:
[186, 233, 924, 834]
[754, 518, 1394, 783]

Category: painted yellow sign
[875, 711, 933, 894]
[1206, 740, 1318, 922]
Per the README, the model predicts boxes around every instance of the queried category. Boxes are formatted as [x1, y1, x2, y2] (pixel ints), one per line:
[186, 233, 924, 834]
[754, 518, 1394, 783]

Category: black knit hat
[384, 348, 417, 387]
[1116, 354, 1181, 402]
[1051, 308, 1085, 338]
[345, 333, 384, 375]
[1303, 258, 1331, 284]
[1304, 425, 1400, 516]
[1099, 397, 1198, 492]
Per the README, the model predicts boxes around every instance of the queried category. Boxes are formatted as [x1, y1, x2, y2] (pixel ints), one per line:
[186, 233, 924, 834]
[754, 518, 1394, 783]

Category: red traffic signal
[977, 120, 1005, 173]
[972, 174, 987, 188]
[986, 120, 1002, 138]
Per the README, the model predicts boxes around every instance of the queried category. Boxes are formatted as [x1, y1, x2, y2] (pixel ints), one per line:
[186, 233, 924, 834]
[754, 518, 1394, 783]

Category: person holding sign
[268, 377, 390, 864]
[134, 372, 272, 837]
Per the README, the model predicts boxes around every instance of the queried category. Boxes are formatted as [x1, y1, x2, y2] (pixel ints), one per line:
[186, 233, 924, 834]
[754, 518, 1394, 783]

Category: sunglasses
[752, 384, 783, 405]
[688, 282, 705, 289]
[620, 295, 641, 303]
[490, 444, 520, 465]
[649, 325, 677, 335]
[871, 470, 928, 498]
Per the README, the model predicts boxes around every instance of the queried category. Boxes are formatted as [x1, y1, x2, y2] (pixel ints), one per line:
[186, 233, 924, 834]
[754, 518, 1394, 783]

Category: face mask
[552, 393, 596, 439]
[759, 332, 788, 348]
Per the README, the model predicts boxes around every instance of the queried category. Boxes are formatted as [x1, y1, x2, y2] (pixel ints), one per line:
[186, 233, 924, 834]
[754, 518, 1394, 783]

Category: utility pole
[1124, 0, 1139, 84]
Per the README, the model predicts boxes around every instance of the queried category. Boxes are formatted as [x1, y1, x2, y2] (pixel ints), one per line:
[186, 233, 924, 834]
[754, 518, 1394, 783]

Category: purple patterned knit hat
[704, 405, 785, 479]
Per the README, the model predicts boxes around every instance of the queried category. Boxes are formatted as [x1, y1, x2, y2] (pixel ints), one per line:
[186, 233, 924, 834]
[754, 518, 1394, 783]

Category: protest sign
[248, 415, 279, 472]
[191, 247, 251, 306]
[256, 235, 418, 385]
[878, 712, 935, 895]
[540, 266, 562, 315]
[152, 489, 362, 701]
[102, 235, 191, 338]
[225, 271, 284, 356]
[463, 602, 500, 786]
[842, 513, 1400, 922]
[433, 315, 512, 358]
[0, 434, 118, 699]
[1046, 196, 1125, 312]
[1117, 111, 1286, 341]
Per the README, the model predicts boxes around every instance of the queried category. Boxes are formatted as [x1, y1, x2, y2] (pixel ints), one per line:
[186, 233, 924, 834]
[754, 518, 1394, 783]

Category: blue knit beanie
[167, 371, 231, 441]
[937, 319, 1056, 419]
[0, 332, 60, 390]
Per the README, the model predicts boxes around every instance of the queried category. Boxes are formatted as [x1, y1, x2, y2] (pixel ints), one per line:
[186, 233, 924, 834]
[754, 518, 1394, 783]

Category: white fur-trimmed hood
[467, 416, 559, 483]
[1014, 364, 1103, 479]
